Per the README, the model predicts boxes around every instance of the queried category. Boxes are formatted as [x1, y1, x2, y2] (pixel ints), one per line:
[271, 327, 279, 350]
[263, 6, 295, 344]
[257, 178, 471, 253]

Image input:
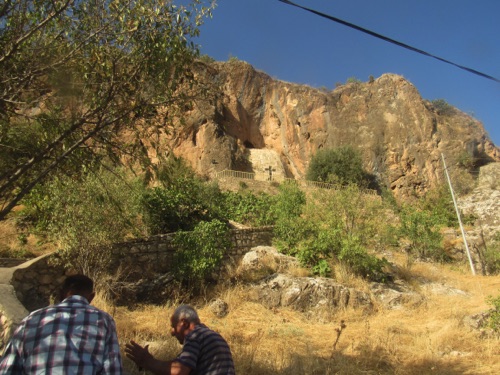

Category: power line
[278, 0, 500, 84]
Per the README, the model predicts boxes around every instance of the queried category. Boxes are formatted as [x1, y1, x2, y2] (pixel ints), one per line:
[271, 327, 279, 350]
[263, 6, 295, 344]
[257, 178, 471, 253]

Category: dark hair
[60, 274, 94, 300]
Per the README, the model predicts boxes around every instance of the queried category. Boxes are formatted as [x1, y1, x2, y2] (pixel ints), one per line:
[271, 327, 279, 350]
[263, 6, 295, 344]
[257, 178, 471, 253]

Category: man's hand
[125, 340, 153, 369]
[124, 340, 191, 375]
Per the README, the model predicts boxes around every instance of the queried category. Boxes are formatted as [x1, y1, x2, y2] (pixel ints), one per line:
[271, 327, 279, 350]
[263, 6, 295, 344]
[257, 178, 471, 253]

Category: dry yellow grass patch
[0, 217, 52, 258]
[93, 260, 499, 375]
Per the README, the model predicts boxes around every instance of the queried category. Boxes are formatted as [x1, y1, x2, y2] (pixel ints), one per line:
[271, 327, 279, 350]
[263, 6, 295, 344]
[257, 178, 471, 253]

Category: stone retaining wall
[0, 285, 29, 353]
[0, 258, 27, 268]
[0, 227, 274, 352]
[108, 227, 274, 275]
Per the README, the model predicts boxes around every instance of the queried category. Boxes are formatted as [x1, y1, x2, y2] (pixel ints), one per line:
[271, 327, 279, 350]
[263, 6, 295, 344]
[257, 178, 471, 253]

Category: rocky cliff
[159, 60, 499, 198]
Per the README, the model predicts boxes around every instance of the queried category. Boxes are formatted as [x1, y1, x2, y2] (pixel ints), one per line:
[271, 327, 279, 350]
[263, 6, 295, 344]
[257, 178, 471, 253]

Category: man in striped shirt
[0, 274, 123, 374]
[125, 304, 235, 374]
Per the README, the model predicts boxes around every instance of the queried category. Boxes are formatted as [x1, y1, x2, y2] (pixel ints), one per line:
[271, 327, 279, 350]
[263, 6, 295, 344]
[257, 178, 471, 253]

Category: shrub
[222, 191, 276, 226]
[141, 156, 226, 234]
[306, 146, 370, 187]
[421, 185, 459, 227]
[272, 181, 307, 253]
[346, 77, 362, 84]
[338, 237, 389, 282]
[431, 99, 455, 116]
[312, 260, 331, 277]
[482, 232, 500, 275]
[172, 220, 231, 285]
[399, 205, 448, 263]
[457, 151, 475, 171]
[273, 216, 312, 256]
[273, 181, 306, 218]
[486, 295, 500, 334]
[273, 182, 391, 282]
[449, 167, 477, 196]
[20, 166, 147, 280]
[198, 54, 215, 64]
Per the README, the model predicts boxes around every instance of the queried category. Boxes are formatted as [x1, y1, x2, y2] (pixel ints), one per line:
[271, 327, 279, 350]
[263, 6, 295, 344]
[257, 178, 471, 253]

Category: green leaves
[141, 156, 226, 234]
[20, 165, 148, 279]
[172, 219, 230, 285]
[486, 295, 500, 334]
[398, 204, 448, 263]
[0, 0, 216, 219]
[222, 190, 276, 226]
[305, 146, 372, 188]
[271, 182, 390, 281]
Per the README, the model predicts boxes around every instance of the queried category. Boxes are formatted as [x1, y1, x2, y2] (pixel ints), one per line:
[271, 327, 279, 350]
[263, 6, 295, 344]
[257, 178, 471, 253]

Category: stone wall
[0, 227, 273, 353]
[10, 254, 68, 312]
[0, 284, 29, 352]
[3, 226, 273, 310]
[0, 258, 27, 268]
[108, 226, 274, 275]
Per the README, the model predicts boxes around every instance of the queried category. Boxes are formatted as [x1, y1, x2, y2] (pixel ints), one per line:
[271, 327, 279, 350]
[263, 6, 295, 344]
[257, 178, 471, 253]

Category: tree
[0, 0, 216, 220]
[172, 219, 231, 286]
[140, 155, 226, 234]
[399, 204, 447, 265]
[306, 146, 368, 187]
[20, 165, 148, 279]
[272, 181, 309, 254]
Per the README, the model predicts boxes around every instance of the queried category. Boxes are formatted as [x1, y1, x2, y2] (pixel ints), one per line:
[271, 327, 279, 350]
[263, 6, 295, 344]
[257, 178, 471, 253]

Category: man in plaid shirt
[0, 274, 123, 374]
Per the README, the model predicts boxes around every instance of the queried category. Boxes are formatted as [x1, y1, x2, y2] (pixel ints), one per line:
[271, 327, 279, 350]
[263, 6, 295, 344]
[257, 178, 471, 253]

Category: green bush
[222, 191, 276, 226]
[312, 260, 331, 277]
[486, 295, 500, 334]
[20, 166, 147, 280]
[141, 156, 226, 234]
[306, 146, 371, 188]
[456, 151, 475, 171]
[399, 204, 448, 263]
[346, 77, 362, 84]
[482, 233, 500, 275]
[172, 220, 231, 285]
[338, 237, 389, 282]
[273, 182, 391, 281]
[272, 181, 307, 253]
[421, 185, 459, 227]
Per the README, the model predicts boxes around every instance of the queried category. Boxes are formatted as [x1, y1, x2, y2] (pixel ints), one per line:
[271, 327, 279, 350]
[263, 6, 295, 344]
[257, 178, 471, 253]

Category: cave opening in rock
[244, 140, 255, 148]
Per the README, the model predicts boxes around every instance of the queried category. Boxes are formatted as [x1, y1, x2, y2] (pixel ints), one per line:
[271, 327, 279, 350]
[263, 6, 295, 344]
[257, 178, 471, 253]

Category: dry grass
[0, 217, 51, 258]
[92, 257, 500, 375]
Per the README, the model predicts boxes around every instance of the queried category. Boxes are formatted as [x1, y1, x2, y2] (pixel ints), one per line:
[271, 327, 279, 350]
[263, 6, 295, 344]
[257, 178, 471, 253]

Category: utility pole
[441, 153, 476, 275]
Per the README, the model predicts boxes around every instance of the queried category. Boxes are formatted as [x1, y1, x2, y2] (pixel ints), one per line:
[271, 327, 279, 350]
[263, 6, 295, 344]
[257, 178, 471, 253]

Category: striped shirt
[175, 324, 235, 375]
[0, 295, 123, 375]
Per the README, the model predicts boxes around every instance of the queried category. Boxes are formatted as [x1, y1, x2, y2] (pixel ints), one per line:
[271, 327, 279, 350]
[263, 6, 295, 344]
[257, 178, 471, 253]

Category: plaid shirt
[0, 295, 123, 375]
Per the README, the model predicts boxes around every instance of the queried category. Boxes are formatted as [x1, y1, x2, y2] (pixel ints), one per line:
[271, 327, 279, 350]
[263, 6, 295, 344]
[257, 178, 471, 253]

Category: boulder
[250, 273, 372, 312]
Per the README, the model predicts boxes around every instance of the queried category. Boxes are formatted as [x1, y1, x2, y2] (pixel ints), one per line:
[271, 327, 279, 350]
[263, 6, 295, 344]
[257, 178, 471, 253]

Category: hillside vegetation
[95, 255, 500, 375]
[1, 2, 499, 373]
[2, 152, 499, 375]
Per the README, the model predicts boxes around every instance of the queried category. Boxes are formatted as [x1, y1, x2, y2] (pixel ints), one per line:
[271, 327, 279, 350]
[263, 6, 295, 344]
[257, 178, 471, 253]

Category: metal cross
[264, 165, 276, 181]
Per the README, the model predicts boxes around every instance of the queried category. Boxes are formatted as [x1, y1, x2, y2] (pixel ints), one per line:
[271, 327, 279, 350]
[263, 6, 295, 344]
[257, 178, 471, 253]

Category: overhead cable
[278, 0, 500, 84]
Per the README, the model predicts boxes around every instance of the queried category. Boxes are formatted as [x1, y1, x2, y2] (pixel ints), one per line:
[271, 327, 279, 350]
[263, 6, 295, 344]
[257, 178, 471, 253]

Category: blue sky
[193, 0, 500, 146]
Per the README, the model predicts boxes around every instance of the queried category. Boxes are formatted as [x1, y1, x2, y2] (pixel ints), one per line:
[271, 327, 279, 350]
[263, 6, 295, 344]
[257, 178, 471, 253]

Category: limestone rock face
[459, 162, 500, 239]
[161, 60, 499, 199]
[252, 273, 372, 312]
